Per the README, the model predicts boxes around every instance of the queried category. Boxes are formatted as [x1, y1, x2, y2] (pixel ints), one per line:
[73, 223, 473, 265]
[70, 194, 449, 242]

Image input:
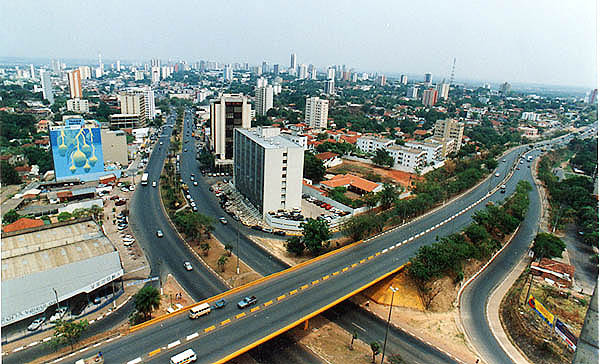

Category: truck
[141, 173, 149, 186]
[237, 296, 257, 309]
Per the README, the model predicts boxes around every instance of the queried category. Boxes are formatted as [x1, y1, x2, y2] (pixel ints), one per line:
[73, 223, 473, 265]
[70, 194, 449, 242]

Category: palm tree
[200, 242, 210, 256]
[217, 255, 228, 272]
[133, 285, 161, 321]
[224, 243, 234, 257]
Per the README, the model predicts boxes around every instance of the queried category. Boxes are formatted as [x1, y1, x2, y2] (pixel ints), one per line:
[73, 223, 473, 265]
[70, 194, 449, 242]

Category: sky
[1, 0, 597, 88]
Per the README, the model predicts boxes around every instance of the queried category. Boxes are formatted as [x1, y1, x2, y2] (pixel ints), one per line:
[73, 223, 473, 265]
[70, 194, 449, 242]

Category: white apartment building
[40, 70, 54, 104]
[234, 127, 304, 217]
[78, 66, 91, 80]
[305, 97, 329, 129]
[404, 140, 444, 164]
[131, 87, 155, 121]
[151, 66, 160, 83]
[521, 112, 540, 121]
[406, 86, 418, 99]
[255, 85, 273, 116]
[356, 135, 394, 154]
[66, 98, 90, 113]
[117, 92, 147, 124]
[438, 83, 450, 100]
[433, 119, 464, 153]
[325, 79, 335, 95]
[282, 132, 308, 150]
[67, 69, 82, 99]
[298, 64, 308, 79]
[210, 93, 252, 168]
[388, 145, 427, 173]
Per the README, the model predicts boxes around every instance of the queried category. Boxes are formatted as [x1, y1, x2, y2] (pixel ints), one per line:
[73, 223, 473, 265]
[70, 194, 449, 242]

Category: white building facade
[305, 97, 329, 129]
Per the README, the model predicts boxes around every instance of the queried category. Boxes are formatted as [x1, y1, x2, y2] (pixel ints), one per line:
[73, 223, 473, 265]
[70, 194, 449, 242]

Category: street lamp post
[381, 286, 398, 364]
[236, 230, 240, 275]
[53, 288, 60, 310]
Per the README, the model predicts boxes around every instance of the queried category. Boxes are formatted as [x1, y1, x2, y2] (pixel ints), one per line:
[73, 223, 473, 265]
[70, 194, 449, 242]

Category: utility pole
[53, 288, 60, 310]
[236, 230, 240, 275]
[381, 286, 398, 364]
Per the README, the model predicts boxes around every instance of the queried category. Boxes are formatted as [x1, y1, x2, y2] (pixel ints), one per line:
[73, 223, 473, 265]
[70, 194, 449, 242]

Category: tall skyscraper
[327, 67, 335, 80]
[587, 89, 598, 104]
[434, 119, 464, 152]
[132, 87, 155, 121]
[223, 65, 233, 82]
[400, 75, 408, 85]
[424, 72, 433, 86]
[210, 94, 252, 167]
[325, 79, 335, 95]
[151, 67, 160, 83]
[273, 64, 280, 75]
[500, 82, 511, 95]
[29, 64, 35, 80]
[290, 53, 297, 70]
[257, 77, 267, 88]
[78, 66, 91, 79]
[256, 85, 274, 116]
[310, 68, 317, 80]
[407, 86, 419, 99]
[305, 97, 329, 129]
[40, 70, 54, 104]
[438, 83, 450, 100]
[67, 69, 83, 99]
[262, 61, 269, 75]
[298, 64, 308, 79]
[422, 88, 438, 107]
[376, 75, 386, 86]
[117, 92, 147, 124]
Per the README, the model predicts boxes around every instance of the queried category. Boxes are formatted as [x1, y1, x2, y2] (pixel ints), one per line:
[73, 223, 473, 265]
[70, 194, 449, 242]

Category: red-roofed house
[3, 217, 45, 233]
[314, 152, 342, 168]
[320, 174, 382, 195]
[531, 258, 575, 288]
[36, 119, 51, 133]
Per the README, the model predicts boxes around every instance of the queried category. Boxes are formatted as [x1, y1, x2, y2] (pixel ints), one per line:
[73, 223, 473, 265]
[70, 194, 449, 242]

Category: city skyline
[1, 1, 597, 88]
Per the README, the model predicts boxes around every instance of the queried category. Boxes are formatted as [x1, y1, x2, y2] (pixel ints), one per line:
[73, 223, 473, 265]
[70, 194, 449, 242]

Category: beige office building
[117, 92, 147, 125]
[67, 69, 82, 99]
[210, 93, 251, 168]
[434, 119, 464, 153]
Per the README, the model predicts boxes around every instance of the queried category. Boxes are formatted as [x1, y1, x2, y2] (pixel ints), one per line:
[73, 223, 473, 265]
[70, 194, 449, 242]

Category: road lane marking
[382, 248, 388, 253]
[236, 312, 246, 319]
[220, 319, 231, 326]
[322, 275, 330, 280]
[12, 347, 24, 352]
[360, 259, 366, 263]
[352, 263, 358, 267]
[186, 332, 199, 340]
[264, 300, 273, 306]
[368, 255, 374, 260]
[148, 348, 161, 357]
[167, 340, 181, 348]
[332, 271, 339, 276]
[352, 322, 366, 332]
[277, 295, 286, 301]
[342, 267, 349, 272]
[251, 307, 260, 312]
[127, 358, 142, 364]
[78, 348, 87, 353]
[27, 341, 39, 347]
[375, 252, 381, 256]
[204, 325, 215, 333]
[300, 284, 309, 290]
[312, 280, 319, 285]
[43, 337, 52, 342]
[93, 342, 102, 347]
[289, 289, 298, 295]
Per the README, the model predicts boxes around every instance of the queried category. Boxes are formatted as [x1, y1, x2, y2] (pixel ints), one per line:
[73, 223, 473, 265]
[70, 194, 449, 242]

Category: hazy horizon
[1, 0, 597, 88]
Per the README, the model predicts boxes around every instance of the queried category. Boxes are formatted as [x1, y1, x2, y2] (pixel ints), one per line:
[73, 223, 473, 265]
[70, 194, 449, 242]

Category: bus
[141, 173, 149, 186]
[170, 349, 197, 364]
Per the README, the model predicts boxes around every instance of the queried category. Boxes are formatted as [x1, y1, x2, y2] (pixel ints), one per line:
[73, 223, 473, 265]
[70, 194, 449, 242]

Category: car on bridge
[219, 217, 228, 224]
[213, 298, 227, 309]
[237, 296, 257, 309]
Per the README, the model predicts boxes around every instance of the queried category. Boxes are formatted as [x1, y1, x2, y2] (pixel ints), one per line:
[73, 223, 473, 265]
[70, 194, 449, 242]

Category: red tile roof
[3, 217, 44, 233]
[321, 173, 380, 193]
[314, 152, 339, 161]
[413, 130, 428, 136]
[340, 135, 358, 144]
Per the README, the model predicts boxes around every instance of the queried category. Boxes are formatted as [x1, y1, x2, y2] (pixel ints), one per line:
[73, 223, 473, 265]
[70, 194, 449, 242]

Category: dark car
[213, 298, 227, 309]
[251, 225, 263, 231]
[274, 231, 286, 236]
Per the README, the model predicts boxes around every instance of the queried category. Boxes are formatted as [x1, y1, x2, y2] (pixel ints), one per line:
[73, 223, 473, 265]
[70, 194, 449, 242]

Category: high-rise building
[424, 72, 433, 86]
[327, 67, 335, 80]
[273, 64, 279, 75]
[376, 75, 386, 86]
[78, 66, 91, 80]
[29, 64, 35, 80]
[256, 85, 273, 116]
[223, 65, 233, 82]
[134, 87, 155, 121]
[587, 89, 598, 104]
[298, 64, 308, 79]
[116, 60, 121, 72]
[422, 88, 438, 107]
[305, 97, 329, 129]
[310, 68, 317, 80]
[40, 70, 54, 104]
[500, 82, 511, 95]
[67, 69, 83, 99]
[400, 74, 408, 85]
[151, 67, 160, 83]
[290, 53, 297, 70]
[210, 94, 252, 167]
[257, 77, 267, 88]
[234, 127, 304, 216]
[117, 92, 147, 125]
[325, 79, 335, 95]
[438, 83, 450, 100]
[434, 119, 464, 153]
[407, 86, 419, 99]
[351, 73, 358, 83]
[262, 61, 269, 75]
[66, 99, 90, 113]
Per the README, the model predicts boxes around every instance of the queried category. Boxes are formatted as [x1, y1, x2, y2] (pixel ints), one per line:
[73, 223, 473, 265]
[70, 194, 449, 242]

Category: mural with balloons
[50, 125, 105, 180]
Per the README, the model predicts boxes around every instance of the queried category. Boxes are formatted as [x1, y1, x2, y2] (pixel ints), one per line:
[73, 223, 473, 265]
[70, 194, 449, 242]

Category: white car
[27, 317, 46, 331]
[156, 230, 164, 238]
[193, 181, 198, 186]
[152, 181, 157, 187]
[50, 307, 68, 322]
[184, 262, 193, 271]
[219, 217, 227, 224]
[495, 173, 500, 177]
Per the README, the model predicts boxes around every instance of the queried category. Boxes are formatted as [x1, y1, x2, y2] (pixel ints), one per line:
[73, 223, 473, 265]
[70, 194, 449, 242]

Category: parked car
[115, 199, 127, 206]
[49, 307, 68, 322]
[237, 296, 257, 309]
[251, 225, 263, 231]
[274, 231, 286, 236]
[219, 217, 227, 224]
[27, 317, 46, 331]
[262, 227, 273, 233]
[152, 181, 157, 187]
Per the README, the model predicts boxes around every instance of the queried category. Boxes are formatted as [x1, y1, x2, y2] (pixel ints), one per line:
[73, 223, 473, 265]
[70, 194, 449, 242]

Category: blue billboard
[50, 125, 105, 181]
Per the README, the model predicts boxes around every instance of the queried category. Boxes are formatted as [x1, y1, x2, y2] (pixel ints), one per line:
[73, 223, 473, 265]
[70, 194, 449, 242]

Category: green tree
[301, 218, 331, 255]
[464, 223, 489, 244]
[377, 183, 398, 209]
[532, 233, 566, 259]
[303, 152, 326, 182]
[133, 285, 161, 321]
[2, 209, 20, 224]
[50, 319, 89, 351]
[217, 255, 228, 272]
[372, 148, 394, 168]
[370, 342, 381, 363]
[1, 161, 21, 185]
[200, 242, 210, 256]
[224, 243, 234, 257]
[57, 211, 72, 222]
[362, 192, 380, 209]
[286, 236, 305, 256]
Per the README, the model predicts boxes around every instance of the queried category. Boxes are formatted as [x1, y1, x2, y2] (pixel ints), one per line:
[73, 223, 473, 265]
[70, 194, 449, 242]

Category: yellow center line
[300, 284, 309, 290]
[277, 295, 286, 301]
[359, 259, 366, 264]
[375, 252, 381, 256]
[235, 312, 246, 319]
[221, 319, 231, 326]
[264, 300, 273, 307]
[332, 271, 339, 276]
[250, 307, 260, 313]
[148, 348, 161, 357]
[342, 267, 349, 272]
[312, 280, 319, 285]
[322, 275, 330, 280]
[289, 289, 298, 295]
[368, 255, 374, 260]
[204, 325, 215, 333]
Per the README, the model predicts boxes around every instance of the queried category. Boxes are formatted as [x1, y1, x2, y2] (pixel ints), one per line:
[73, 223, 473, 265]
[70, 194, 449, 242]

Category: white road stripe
[93, 343, 102, 348]
[127, 358, 142, 364]
[382, 248, 388, 253]
[186, 332, 199, 340]
[352, 322, 366, 332]
[27, 341, 38, 347]
[43, 336, 52, 342]
[395, 242, 402, 248]
[167, 340, 181, 349]
[12, 346, 24, 352]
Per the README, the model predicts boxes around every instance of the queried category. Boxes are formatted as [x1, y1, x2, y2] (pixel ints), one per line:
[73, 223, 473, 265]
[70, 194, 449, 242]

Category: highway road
[55, 135, 529, 364]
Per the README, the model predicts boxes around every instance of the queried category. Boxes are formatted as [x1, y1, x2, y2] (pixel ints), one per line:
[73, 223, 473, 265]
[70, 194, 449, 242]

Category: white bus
[141, 173, 149, 186]
[189, 303, 211, 319]
[170, 349, 197, 364]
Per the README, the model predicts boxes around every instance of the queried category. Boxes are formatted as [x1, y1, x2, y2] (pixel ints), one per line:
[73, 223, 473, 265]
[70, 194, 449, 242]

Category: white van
[170, 349, 197, 364]
[188, 303, 211, 319]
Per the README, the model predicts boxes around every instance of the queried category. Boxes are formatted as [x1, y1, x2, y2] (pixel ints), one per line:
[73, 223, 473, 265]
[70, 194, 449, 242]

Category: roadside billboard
[554, 318, 577, 351]
[50, 125, 105, 180]
[528, 294, 555, 328]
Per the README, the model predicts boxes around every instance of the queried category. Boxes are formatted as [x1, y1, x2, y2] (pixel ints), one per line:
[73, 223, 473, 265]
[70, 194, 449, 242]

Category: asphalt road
[53, 141, 528, 364]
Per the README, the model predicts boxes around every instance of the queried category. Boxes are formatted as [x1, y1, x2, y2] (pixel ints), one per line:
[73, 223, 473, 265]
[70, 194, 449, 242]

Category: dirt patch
[188, 235, 262, 288]
[328, 160, 422, 190]
[500, 271, 591, 364]
[158, 274, 195, 313]
[288, 315, 377, 364]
